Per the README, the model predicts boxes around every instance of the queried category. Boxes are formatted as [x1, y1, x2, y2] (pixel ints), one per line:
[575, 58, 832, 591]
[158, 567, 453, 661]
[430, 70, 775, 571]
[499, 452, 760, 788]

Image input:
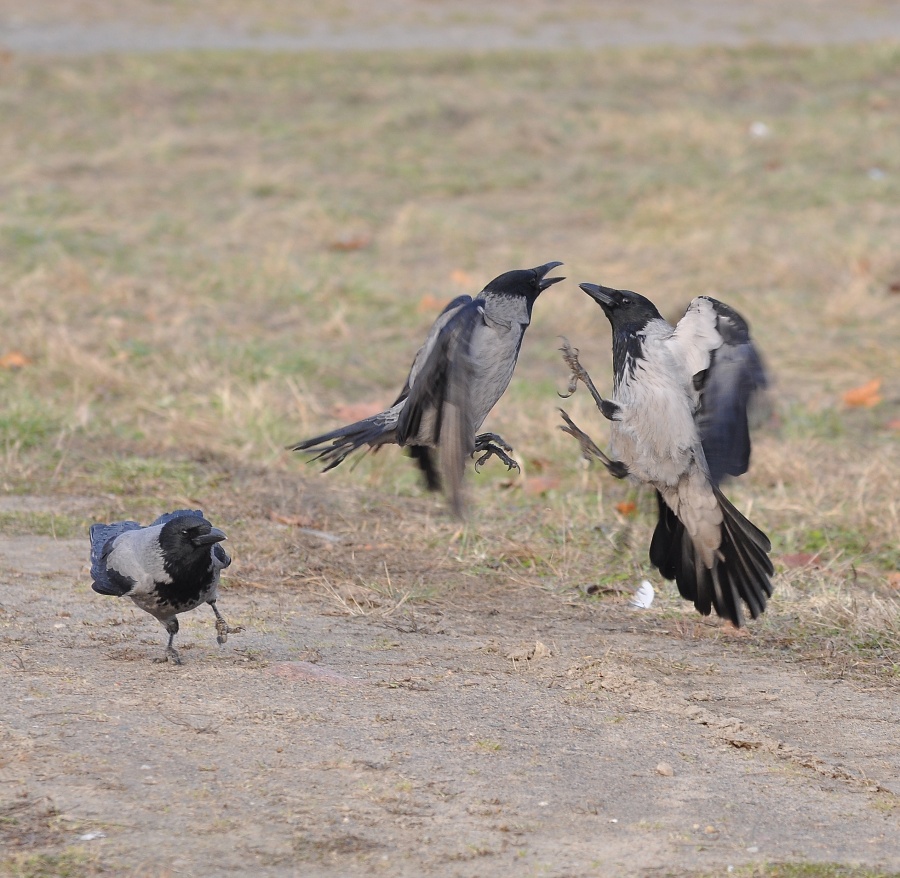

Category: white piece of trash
[629, 580, 655, 609]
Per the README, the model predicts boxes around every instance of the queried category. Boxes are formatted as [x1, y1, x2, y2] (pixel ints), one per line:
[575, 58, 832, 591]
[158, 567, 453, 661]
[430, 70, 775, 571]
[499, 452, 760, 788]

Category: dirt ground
[2, 487, 900, 877]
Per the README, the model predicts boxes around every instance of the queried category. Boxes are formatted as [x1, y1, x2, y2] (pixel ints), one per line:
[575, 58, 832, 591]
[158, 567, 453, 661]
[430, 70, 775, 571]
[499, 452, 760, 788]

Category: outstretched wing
[673, 296, 767, 486]
[694, 298, 767, 484]
[89, 521, 142, 596]
[396, 298, 484, 516]
[391, 295, 473, 407]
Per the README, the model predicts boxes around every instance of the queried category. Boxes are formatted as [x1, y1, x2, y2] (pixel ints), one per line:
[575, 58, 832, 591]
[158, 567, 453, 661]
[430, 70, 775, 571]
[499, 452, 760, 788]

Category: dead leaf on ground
[842, 378, 882, 408]
[780, 552, 821, 569]
[417, 294, 445, 313]
[450, 269, 474, 287]
[615, 501, 637, 516]
[887, 280, 900, 294]
[269, 511, 313, 527]
[0, 351, 30, 370]
[887, 572, 900, 590]
[326, 233, 372, 252]
[887, 418, 900, 432]
[524, 476, 560, 495]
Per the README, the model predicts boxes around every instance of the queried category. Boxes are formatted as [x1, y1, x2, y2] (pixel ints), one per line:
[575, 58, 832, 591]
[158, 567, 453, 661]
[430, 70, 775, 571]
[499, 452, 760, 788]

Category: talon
[214, 619, 243, 645]
[155, 647, 183, 665]
[471, 438, 520, 476]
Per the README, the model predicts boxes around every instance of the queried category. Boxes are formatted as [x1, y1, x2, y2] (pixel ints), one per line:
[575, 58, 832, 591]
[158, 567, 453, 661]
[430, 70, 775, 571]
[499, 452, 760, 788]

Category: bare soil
[2, 487, 899, 877]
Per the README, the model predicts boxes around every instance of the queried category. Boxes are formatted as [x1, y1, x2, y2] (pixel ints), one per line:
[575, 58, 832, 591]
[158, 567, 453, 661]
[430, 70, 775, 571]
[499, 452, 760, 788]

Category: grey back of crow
[292, 261, 564, 516]
[563, 283, 772, 627]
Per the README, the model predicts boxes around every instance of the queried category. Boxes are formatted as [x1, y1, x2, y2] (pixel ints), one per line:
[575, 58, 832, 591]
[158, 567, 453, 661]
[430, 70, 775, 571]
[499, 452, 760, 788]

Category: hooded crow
[559, 282, 772, 627]
[89, 510, 239, 664]
[292, 261, 565, 516]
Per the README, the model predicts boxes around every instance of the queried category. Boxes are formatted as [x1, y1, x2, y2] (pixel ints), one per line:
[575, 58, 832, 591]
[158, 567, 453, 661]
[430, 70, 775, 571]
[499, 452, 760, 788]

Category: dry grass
[0, 43, 898, 671]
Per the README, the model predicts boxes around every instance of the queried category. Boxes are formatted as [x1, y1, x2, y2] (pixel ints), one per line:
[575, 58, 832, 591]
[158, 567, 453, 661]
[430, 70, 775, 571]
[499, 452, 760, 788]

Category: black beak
[192, 527, 228, 547]
[579, 282, 618, 308]
[535, 261, 565, 292]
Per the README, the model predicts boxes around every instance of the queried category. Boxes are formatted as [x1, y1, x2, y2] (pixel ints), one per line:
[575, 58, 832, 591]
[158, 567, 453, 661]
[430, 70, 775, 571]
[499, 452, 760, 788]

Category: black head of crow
[560, 281, 772, 627]
[89, 510, 240, 664]
[291, 261, 565, 517]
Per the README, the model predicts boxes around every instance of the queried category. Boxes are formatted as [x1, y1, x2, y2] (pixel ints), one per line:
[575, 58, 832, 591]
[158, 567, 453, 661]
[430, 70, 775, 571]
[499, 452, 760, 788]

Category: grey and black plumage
[89, 510, 239, 664]
[292, 261, 565, 516]
[560, 282, 772, 627]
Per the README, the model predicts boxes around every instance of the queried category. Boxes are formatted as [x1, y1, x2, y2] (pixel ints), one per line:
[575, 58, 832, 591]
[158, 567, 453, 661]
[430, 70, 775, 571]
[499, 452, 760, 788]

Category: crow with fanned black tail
[559, 282, 772, 627]
[292, 262, 565, 517]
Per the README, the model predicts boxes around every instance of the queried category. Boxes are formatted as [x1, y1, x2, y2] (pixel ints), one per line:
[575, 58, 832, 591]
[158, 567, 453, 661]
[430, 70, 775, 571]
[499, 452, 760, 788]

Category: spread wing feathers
[396, 299, 482, 516]
[649, 487, 774, 627]
[291, 296, 473, 472]
[391, 295, 473, 407]
[692, 299, 768, 485]
[89, 521, 142, 595]
[667, 296, 724, 380]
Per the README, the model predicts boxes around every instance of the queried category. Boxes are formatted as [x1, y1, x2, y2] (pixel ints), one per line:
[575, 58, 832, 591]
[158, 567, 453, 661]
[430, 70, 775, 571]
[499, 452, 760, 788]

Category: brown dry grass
[0, 44, 898, 679]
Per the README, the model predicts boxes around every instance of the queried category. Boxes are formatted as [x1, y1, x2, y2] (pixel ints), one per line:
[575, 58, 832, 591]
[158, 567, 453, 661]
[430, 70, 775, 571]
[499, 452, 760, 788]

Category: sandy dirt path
[2, 524, 899, 875]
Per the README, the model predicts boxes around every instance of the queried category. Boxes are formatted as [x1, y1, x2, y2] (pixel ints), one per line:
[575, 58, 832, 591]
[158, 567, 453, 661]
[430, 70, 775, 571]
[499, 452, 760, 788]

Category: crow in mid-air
[559, 282, 773, 627]
[89, 510, 240, 664]
[292, 261, 565, 516]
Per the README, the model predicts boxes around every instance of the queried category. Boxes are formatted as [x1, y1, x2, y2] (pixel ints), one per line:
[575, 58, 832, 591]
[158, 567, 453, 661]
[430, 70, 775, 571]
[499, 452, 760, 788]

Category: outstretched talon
[209, 601, 243, 645]
[559, 338, 607, 409]
[473, 432, 520, 474]
[559, 409, 629, 479]
[559, 338, 621, 421]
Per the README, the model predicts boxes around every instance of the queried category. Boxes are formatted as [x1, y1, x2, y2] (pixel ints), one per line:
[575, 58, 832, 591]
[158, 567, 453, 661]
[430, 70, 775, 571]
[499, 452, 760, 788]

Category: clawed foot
[214, 616, 244, 646]
[559, 338, 621, 421]
[558, 409, 629, 479]
[154, 645, 183, 665]
[473, 432, 520, 474]
[209, 601, 243, 645]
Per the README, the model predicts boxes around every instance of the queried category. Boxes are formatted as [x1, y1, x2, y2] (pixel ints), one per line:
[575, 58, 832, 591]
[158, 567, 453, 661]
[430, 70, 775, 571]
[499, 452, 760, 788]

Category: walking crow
[293, 261, 565, 516]
[89, 510, 239, 663]
[560, 282, 772, 627]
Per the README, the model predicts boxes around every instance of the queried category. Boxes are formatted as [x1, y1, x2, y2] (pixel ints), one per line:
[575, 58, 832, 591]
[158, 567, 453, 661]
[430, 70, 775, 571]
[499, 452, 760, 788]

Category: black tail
[649, 489, 773, 627]
[290, 413, 394, 472]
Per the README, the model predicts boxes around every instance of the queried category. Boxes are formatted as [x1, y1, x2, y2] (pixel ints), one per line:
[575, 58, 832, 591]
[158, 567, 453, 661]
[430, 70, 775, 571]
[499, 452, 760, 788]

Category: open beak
[535, 261, 565, 291]
[192, 527, 228, 547]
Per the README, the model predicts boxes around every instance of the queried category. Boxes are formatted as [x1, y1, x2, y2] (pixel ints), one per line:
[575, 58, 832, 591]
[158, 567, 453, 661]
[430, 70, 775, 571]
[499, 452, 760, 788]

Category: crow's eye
[621, 297, 631, 305]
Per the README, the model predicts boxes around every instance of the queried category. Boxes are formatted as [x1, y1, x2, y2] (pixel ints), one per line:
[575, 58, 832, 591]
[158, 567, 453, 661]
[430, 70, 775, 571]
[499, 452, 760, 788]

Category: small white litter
[629, 580, 655, 609]
[78, 832, 106, 841]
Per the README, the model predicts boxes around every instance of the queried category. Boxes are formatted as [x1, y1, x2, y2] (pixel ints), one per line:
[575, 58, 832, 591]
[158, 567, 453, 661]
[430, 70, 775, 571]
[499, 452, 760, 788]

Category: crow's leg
[153, 618, 182, 665]
[473, 432, 519, 474]
[558, 409, 629, 479]
[209, 600, 243, 645]
[558, 339, 621, 421]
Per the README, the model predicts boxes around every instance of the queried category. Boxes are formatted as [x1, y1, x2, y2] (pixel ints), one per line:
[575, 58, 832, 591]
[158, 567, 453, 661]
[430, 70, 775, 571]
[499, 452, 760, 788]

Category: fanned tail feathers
[291, 412, 396, 471]
[649, 488, 773, 627]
